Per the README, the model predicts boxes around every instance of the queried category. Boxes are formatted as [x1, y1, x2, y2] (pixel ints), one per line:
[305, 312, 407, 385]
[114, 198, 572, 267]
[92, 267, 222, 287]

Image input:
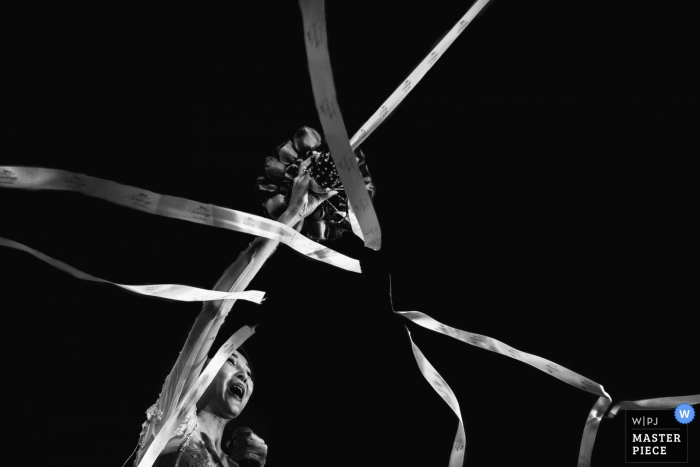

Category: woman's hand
[228, 427, 268, 467]
[284, 157, 338, 224]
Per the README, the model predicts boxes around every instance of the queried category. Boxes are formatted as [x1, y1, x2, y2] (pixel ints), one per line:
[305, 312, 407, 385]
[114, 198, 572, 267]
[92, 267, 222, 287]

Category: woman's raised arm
[152, 157, 336, 428]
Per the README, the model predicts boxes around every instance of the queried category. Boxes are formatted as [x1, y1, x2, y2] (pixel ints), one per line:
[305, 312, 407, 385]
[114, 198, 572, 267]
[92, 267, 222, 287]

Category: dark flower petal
[265, 156, 287, 181]
[261, 127, 374, 242]
[256, 176, 278, 194]
[310, 207, 326, 220]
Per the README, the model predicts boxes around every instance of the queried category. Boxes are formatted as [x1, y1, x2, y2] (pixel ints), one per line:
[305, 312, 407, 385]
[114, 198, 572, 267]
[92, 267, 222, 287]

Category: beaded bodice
[136, 400, 238, 467]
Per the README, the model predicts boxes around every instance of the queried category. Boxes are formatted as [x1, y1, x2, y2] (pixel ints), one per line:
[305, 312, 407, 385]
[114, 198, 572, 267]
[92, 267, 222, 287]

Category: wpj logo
[675, 404, 695, 424]
[626, 408, 691, 463]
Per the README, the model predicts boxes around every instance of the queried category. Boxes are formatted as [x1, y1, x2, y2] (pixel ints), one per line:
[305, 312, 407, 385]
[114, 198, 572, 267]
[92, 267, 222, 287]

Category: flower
[264, 156, 287, 181]
[255, 126, 375, 242]
[276, 140, 299, 164]
[293, 126, 323, 153]
[256, 177, 278, 194]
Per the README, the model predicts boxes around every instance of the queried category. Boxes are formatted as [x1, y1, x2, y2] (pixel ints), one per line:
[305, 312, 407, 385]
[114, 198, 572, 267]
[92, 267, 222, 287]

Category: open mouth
[228, 383, 245, 400]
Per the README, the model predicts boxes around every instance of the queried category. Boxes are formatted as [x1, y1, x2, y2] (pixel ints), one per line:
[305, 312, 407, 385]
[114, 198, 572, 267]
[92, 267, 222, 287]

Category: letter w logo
[679, 409, 691, 418]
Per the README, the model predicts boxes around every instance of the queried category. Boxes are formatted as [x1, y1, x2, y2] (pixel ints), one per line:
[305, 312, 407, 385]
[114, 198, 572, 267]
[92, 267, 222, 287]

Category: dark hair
[236, 346, 254, 381]
[204, 346, 254, 381]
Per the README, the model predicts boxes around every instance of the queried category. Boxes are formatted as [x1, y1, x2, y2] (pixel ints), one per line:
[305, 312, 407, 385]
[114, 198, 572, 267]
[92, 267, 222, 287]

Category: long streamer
[299, 0, 382, 250]
[345, 0, 490, 241]
[348, 0, 492, 151]
[578, 396, 613, 467]
[137, 325, 255, 467]
[407, 328, 467, 467]
[0, 237, 266, 303]
[398, 309, 614, 466]
[398, 310, 612, 400]
[0, 166, 360, 273]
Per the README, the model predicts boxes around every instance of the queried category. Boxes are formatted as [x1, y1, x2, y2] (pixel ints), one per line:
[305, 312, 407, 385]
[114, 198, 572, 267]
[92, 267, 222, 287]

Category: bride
[136, 157, 336, 467]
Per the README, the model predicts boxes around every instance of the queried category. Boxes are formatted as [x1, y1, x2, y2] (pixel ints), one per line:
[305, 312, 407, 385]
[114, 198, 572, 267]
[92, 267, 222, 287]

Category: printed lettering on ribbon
[406, 328, 466, 467]
[299, 0, 382, 250]
[0, 166, 361, 273]
[348, 0, 492, 151]
[0, 237, 266, 303]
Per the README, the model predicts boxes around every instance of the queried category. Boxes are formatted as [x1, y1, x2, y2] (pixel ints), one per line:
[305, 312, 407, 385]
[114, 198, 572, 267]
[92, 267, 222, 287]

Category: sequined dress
[138, 403, 238, 467]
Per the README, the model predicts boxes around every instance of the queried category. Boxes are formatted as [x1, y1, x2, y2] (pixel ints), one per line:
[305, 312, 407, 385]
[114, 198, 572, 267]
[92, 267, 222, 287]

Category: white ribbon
[398, 309, 615, 466]
[0, 166, 360, 273]
[399, 308, 700, 465]
[0, 237, 266, 303]
[348, 0, 491, 242]
[398, 310, 612, 400]
[407, 328, 467, 467]
[299, 0, 382, 250]
[348, 0, 492, 151]
[577, 396, 613, 467]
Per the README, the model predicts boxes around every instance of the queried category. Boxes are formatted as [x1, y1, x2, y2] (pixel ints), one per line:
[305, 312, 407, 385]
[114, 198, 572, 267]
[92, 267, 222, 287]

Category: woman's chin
[224, 396, 246, 417]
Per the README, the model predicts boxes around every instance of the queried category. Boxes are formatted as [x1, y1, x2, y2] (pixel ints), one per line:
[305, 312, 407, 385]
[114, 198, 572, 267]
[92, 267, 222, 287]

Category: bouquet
[255, 126, 375, 241]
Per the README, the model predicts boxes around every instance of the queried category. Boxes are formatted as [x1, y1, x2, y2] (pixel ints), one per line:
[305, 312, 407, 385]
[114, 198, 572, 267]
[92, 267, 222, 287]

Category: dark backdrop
[2, 1, 696, 466]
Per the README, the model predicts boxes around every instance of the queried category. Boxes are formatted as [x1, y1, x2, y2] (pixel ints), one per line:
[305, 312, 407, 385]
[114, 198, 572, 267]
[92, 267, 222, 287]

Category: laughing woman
[135, 157, 336, 467]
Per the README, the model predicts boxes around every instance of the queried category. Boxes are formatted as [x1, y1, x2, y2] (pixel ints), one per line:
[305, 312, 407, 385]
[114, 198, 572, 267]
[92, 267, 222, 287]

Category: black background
[2, 1, 697, 466]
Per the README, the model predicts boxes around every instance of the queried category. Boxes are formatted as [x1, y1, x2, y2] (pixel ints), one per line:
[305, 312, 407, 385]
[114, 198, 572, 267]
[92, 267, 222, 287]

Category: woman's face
[202, 350, 254, 419]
